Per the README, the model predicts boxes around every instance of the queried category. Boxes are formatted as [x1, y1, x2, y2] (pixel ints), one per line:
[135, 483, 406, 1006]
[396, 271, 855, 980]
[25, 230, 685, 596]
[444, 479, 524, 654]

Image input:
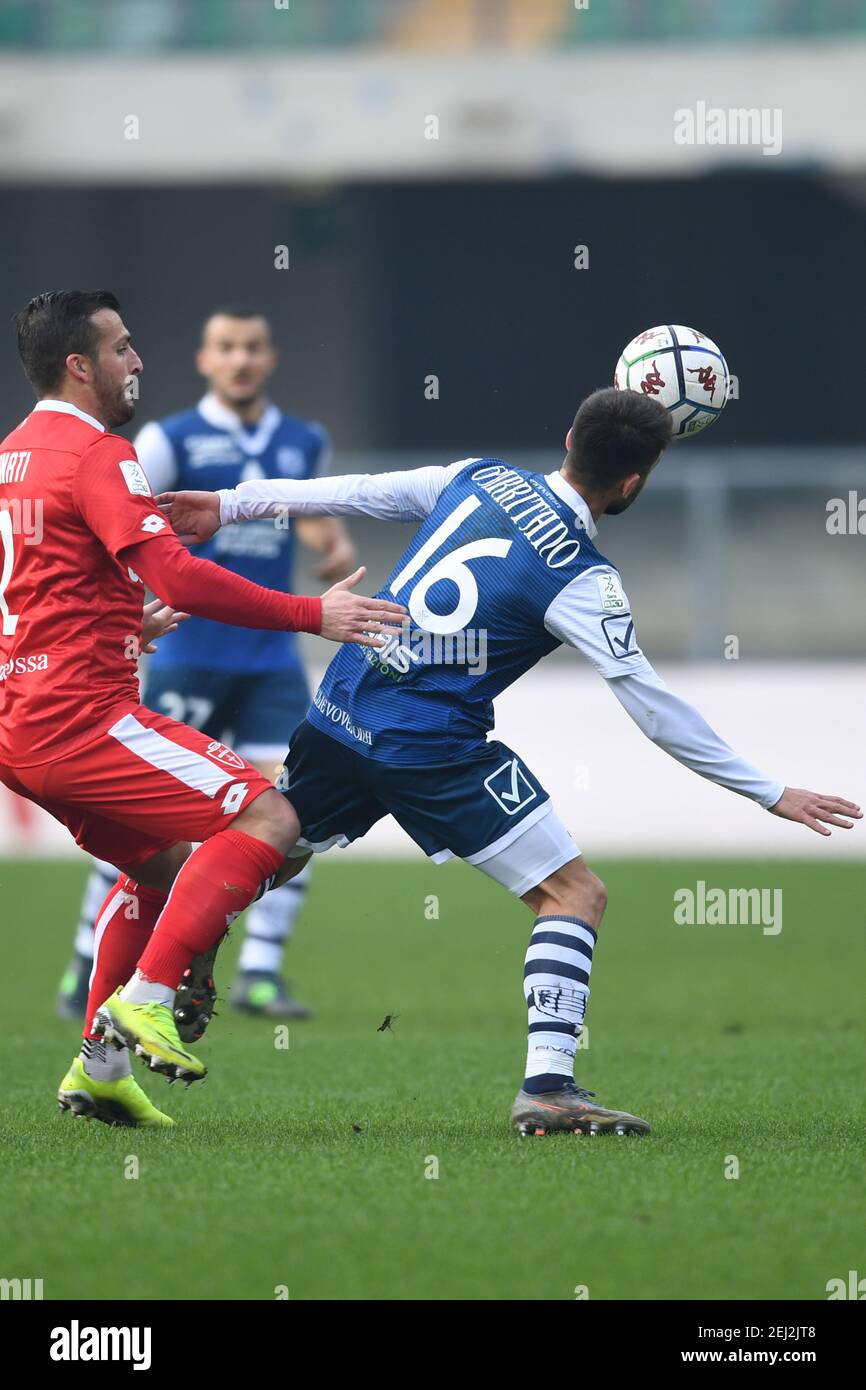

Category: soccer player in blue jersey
[161, 388, 860, 1135]
[57, 307, 355, 1022]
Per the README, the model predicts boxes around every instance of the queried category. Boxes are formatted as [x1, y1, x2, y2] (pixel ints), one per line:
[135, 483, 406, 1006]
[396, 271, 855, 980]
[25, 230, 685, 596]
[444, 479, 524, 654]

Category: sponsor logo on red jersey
[0, 652, 49, 683]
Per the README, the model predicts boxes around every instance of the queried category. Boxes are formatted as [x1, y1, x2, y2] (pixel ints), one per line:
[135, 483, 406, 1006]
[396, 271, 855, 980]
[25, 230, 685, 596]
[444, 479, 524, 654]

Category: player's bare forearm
[296, 515, 357, 582]
[767, 787, 862, 837]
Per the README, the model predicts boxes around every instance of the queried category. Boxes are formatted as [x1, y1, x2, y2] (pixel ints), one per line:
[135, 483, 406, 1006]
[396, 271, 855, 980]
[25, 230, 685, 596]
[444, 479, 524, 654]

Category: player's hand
[319, 567, 406, 647]
[767, 787, 862, 836]
[157, 491, 221, 546]
[315, 535, 358, 584]
[141, 599, 190, 654]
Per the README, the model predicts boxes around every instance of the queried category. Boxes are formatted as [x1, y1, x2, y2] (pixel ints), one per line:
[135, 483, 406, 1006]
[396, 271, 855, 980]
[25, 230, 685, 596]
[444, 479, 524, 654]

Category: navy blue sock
[522, 1071, 574, 1095]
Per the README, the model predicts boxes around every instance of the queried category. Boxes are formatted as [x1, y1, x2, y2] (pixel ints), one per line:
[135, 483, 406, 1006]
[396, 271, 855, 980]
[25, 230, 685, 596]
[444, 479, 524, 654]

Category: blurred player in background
[57, 307, 355, 1022]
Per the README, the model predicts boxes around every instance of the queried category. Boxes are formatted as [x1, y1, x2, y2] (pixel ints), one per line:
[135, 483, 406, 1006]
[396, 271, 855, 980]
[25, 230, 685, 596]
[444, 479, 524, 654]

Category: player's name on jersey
[0, 450, 31, 484]
[471, 464, 583, 567]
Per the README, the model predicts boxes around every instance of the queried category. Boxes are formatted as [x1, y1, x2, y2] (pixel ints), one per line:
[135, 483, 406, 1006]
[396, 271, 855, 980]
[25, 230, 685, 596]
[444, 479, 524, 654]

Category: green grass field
[0, 856, 864, 1301]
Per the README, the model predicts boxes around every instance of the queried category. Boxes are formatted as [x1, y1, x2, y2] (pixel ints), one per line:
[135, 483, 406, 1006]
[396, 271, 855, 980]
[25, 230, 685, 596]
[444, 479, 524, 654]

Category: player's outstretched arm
[543, 567, 861, 837]
[72, 435, 403, 646]
[122, 535, 405, 647]
[609, 669, 861, 836]
[157, 458, 478, 539]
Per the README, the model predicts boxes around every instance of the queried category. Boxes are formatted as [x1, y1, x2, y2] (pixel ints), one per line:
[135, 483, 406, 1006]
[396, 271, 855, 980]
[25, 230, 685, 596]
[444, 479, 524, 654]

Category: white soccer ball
[613, 324, 730, 437]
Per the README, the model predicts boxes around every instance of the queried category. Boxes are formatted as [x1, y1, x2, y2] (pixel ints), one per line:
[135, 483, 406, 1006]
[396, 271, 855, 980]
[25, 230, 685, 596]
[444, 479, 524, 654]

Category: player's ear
[194, 346, 208, 379]
[65, 354, 89, 384]
[565, 427, 573, 451]
[259, 343, 278, 381]
[621, 471, 642, 500]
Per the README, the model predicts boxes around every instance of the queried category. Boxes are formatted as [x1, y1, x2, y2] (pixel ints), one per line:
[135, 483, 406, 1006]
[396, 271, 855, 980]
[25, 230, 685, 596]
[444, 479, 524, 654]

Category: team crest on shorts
[205, 741, 245, 770]
[483, 757, 537, 815]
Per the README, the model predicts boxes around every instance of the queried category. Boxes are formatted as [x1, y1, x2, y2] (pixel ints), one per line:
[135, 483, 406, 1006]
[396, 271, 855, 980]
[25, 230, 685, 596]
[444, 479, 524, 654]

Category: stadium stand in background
[2, 0, 866, 51]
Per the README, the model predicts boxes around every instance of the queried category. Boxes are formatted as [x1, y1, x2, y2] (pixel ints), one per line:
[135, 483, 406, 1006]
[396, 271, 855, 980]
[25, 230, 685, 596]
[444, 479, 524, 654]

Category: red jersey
[0, 400, 169, 765]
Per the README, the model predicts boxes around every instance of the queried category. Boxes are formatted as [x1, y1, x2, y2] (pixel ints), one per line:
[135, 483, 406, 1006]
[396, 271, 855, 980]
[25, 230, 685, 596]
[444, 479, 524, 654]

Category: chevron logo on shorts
[205, 741, 245, 770]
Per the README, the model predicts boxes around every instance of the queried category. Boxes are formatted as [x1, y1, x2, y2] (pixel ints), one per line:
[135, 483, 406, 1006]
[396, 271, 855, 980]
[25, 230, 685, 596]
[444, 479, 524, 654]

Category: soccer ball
[613, 325, 730, 437]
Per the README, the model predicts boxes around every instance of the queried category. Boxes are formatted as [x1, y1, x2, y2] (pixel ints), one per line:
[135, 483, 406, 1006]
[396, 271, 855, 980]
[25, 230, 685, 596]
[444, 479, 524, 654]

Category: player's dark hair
[566, 387, 673, 487]
[202, 305, 271, 334]
[14, 289, 120, 395]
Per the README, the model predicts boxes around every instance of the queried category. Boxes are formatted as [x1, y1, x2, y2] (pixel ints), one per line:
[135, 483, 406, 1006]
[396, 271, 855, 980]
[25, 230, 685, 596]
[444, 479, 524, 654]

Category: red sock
[84, 875, 167, 1038]
[136, 829, 284, 988]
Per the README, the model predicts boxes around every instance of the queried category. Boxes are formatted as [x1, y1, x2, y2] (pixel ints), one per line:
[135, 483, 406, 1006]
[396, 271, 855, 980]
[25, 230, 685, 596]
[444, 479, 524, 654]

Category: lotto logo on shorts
[483, 758, 537, 816]
[205, 741, 245, 770]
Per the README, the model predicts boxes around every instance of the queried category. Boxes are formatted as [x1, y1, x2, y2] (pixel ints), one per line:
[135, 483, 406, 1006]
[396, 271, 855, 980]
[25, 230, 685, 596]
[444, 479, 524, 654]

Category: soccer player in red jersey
[0, 290, 404, 1127]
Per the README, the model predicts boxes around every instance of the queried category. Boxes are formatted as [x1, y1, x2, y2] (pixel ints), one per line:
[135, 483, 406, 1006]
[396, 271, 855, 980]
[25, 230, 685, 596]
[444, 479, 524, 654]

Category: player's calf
[115, 803, 295, 1063]
[518, 858, 608, 1094]
[510, 856, 648, 1136]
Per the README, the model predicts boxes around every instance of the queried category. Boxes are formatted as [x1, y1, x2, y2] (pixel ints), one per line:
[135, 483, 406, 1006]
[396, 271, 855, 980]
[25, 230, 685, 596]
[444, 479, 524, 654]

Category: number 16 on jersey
[390, 496, 511, 634]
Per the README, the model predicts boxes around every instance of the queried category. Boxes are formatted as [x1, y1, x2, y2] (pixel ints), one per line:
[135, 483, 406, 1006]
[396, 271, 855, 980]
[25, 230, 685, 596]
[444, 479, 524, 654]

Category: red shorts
[0, 704, 275, 869]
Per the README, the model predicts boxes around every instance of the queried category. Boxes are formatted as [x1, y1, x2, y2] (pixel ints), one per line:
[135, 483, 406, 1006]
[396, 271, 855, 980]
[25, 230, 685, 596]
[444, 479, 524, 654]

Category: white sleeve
[609, 666, 785, 809]
[543, 565, 653, 679]
[544, 566, 784, 808]
[132, 422, 178, 496]
[217, 458, 479, 526]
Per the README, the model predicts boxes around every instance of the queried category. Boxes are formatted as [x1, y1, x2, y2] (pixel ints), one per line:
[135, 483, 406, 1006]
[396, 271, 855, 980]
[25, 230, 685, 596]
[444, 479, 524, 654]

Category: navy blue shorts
[142, 666, 311, 757]
[279, 719, 552, 862]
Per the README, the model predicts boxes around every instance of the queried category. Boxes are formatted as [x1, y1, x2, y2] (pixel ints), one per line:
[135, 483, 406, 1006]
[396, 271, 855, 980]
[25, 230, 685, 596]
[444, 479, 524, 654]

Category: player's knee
[233, 788, 299, 857]
[546, 860, 607, 928]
